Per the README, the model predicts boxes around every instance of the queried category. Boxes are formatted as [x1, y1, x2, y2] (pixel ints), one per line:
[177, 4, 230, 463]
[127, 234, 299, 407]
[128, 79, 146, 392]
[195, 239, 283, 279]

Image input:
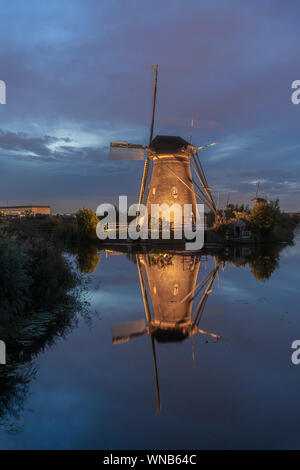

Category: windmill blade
[192, 264, 220, 326]
[110, 142, 145, 149]
[111, 319, 146, 344]
[192, 152, 218, 215]
[149, 64, 159, 145]
[109, 142, 146, 160]
[197, 142, 220, 150]
[198, 329, 221, 340]
[138, 64, 159, 209]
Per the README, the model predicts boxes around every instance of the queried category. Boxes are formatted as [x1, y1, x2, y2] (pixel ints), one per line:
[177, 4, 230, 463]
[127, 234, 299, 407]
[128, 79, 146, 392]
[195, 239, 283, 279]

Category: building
[232, 217, 252, 239]
[146, 135, 198, 226]
[0, 205, 51, 217]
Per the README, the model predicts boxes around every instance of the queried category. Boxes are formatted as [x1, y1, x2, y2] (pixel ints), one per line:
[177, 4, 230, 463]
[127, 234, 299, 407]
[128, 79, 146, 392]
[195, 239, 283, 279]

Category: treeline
[2, 208, 99, 243]
[208, 199, 299, 242]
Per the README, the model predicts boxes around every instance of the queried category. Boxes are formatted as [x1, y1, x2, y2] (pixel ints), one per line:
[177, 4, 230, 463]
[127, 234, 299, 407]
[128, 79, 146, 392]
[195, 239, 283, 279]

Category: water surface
[1, 234, 300, 449]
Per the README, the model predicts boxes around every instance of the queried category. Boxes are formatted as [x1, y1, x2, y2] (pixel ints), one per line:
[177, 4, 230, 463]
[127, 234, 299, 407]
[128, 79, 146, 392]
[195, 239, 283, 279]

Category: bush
[0, 231, 31, 318]
[0, 232, 80, 318]
[76, 208, 99, 240]
[24, 237, 79, 310]
[51, 220, 79, 242]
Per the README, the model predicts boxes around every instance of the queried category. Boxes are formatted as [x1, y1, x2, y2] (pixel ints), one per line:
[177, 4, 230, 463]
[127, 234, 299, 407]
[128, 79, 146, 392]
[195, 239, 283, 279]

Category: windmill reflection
[111, 252, 222, 412]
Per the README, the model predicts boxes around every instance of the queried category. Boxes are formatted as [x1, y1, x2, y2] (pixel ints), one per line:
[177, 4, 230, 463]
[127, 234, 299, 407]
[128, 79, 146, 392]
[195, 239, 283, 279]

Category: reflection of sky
[0, 1, 299, 211]
[1, 238, 300, 449]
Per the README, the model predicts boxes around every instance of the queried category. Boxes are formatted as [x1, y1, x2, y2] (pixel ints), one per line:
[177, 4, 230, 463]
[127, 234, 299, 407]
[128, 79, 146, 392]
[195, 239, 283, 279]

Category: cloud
[0, 129, 109, 165]
[0, 130, 67, 157]
[0, 0, 299, 211]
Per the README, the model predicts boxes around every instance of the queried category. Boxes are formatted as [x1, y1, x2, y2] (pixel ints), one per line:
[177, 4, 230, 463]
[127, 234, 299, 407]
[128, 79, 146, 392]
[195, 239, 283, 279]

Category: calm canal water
[1, 233, 300, 449]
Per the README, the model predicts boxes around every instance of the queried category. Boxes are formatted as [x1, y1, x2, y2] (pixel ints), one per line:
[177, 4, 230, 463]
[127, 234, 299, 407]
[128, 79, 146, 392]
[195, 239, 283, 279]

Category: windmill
[251, 181, 267, 205]
[109, 65, 220, 228]
[110, 252, 222, 412]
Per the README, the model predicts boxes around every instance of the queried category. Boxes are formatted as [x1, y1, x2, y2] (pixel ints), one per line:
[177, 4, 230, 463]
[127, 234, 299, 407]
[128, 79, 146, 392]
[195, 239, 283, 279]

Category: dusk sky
[0, 0, 300, 212]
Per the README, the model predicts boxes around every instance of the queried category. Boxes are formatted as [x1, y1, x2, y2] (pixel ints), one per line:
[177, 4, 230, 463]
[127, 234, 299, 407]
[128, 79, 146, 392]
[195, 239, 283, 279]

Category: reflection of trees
[76, 244, 100, 274]
[249, 246, 282, 282]
[216, 243, 288, 282]
[0, 235, 87, 434]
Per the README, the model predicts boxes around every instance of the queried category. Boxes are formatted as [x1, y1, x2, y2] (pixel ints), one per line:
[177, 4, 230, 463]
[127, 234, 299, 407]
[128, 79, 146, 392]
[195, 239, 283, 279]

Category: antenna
[190, 112, 194, 144]
[138, 65, 159, 210]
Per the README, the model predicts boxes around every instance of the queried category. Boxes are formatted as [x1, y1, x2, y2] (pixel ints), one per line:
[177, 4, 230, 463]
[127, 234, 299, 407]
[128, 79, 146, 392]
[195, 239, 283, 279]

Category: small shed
[232, 217, 251, 239]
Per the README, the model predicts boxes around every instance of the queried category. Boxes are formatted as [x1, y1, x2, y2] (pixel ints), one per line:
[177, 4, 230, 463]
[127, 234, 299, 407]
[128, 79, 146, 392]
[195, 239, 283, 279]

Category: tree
[248, 202, 276, 236]
[76, 208, 99, 240]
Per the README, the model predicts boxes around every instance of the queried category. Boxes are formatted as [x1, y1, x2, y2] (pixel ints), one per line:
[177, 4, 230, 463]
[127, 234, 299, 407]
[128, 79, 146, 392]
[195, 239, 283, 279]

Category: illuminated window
[172, 187, 178, 198]
[152, 187, 156, 195]
[173, 284, 179, 296]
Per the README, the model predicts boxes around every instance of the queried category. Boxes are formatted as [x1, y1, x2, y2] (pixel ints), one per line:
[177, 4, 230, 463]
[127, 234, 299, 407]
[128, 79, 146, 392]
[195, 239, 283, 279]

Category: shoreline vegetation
[1, 200, 299, 246]
[0, 230, 88, 433]
[212, 199, 299, 244]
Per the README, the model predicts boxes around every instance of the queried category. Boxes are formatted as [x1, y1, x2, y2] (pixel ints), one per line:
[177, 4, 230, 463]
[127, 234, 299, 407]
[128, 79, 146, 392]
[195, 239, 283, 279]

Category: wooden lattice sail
[109, 64, 219, 222]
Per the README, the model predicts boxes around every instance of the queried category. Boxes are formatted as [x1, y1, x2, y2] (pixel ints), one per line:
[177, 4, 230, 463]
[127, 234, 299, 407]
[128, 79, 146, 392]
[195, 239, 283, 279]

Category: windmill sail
[138, 64, 159, 208]
[108, 64, 220, 221]
[109, 142, 145, 160]
[111, 319, 146, 344]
